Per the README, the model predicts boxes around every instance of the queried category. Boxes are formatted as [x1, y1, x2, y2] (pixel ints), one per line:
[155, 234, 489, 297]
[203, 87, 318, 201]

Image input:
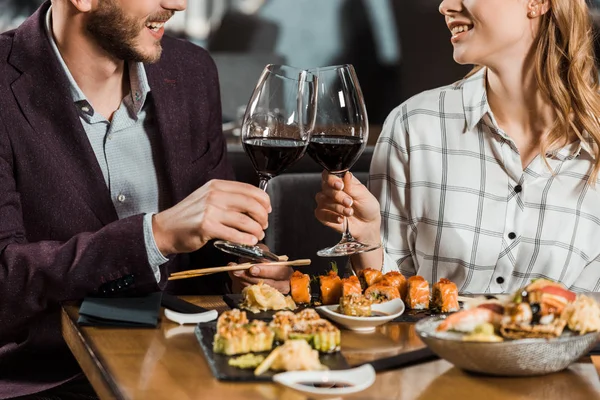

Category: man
[0, 0, 291, 398]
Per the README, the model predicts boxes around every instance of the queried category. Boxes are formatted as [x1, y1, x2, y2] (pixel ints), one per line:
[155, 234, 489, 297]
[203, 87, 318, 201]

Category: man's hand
[229, 264, 293, 294]
[151, 180, 271, 256]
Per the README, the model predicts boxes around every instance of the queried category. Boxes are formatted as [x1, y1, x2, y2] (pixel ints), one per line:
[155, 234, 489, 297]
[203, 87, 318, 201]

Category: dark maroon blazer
[0, 3, 234, 398]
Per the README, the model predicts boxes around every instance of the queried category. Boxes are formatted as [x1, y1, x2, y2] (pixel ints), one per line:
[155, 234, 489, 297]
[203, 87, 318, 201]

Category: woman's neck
[485, 53, 557, 168]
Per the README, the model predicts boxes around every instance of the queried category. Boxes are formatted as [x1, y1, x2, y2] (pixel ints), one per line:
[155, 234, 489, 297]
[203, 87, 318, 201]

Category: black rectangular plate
[195, 321, 350, 381]
[222, 294, 317, 320]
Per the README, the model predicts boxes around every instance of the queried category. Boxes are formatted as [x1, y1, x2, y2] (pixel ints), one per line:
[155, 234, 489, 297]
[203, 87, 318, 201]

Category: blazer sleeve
[0, 115, 161, 341]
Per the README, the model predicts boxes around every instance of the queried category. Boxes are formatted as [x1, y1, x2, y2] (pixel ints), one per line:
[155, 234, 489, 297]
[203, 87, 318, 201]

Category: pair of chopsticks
[168, 259, 312, 281]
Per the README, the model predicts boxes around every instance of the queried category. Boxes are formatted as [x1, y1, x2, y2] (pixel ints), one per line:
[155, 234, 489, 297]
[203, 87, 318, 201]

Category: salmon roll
[380, 271, 408, 299]
[364, 283, 400, 304]
[405, 276, 430, 310]
[432, 278, 459, 312]
[358, 268, 383, 290]
[341, 276, 362, 297]
[290, 270, 311, 304]
[319, 270, 343, 305]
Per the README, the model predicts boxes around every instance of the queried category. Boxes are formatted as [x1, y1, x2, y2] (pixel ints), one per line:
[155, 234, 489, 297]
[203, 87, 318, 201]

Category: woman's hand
[314, 171, 381, 244]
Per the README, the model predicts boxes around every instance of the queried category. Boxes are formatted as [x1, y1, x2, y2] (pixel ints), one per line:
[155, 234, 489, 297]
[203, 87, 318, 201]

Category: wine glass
[307, 64, 381, 257]
[214, 65, 316, 261]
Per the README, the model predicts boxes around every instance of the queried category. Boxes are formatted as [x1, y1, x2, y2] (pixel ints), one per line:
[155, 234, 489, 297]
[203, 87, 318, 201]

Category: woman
[315, 0, 600, 293]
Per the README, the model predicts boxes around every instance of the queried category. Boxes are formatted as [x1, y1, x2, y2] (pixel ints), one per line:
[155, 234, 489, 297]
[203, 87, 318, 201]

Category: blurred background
[3, 0, 599, 128]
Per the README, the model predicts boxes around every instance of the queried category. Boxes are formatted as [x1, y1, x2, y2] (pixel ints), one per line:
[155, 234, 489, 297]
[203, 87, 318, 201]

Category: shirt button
[508, 232, 516, 240]
[496, 276, 505, 284]
[81, 106, 90, 113]
[514, 185, 522, 193]
[117, 194, 126, 203]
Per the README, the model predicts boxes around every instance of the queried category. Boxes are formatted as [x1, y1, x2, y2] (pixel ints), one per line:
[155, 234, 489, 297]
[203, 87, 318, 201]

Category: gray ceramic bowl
[415, 316, 600, 376]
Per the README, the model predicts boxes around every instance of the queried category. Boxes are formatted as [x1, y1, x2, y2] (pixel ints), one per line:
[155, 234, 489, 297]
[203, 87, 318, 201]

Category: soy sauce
[298, 381, 353, 388]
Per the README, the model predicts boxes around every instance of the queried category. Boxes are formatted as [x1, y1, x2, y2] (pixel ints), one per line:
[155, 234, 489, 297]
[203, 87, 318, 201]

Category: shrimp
[436, 308, 502, 333]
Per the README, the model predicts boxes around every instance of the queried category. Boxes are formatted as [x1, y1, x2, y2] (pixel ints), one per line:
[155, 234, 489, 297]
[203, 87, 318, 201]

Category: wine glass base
[316, 240, 381, 257]
[213, 240, 280, 262]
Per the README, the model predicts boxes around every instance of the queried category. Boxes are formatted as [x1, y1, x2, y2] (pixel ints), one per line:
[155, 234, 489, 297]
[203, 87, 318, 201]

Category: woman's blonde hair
[469, 0, 600, 182]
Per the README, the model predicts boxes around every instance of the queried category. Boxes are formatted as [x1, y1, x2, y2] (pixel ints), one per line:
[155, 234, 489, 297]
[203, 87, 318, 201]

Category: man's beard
[86, 0, 164, 64]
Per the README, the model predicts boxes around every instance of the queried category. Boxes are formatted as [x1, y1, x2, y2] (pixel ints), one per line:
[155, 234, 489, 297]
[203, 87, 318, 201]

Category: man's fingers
[207, 180, 272, 211]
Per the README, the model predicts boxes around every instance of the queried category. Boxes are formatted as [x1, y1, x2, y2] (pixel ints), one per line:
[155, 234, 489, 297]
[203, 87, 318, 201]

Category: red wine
[307, 135, 364, 174]
[243, 137, 307, 178]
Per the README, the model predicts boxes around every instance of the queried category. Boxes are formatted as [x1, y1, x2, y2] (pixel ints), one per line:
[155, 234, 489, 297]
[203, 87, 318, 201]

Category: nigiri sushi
[319, 270, 343, 305]
[290, 270, 311, 304]
[358, 268, 383, 290]
[341, 275, 362, 297]
[431, 278, 459, 312]
[364, 283, 400, 304]
[405, 276, 430, 310]
[380, 271, 408, 299]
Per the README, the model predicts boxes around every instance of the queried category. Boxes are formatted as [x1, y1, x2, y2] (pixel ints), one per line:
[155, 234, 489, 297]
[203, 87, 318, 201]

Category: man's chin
[138, 45, 163, 64]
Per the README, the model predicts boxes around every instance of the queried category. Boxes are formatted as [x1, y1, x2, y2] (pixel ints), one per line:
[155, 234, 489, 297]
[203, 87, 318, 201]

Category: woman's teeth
[451, 25, 471, 35]
[146, 22, 165, 32]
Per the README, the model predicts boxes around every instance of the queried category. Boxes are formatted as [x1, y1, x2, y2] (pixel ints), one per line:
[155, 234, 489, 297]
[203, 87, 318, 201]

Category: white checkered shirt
[371, 67, 600, 294]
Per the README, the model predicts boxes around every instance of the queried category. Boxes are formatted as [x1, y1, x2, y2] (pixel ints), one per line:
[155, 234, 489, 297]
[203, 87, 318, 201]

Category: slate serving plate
[195, 321, 350, 382]
[222, 294, 318, 320]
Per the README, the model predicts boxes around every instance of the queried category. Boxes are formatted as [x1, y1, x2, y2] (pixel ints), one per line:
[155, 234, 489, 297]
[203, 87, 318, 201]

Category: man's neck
[50, 6, 129, 120]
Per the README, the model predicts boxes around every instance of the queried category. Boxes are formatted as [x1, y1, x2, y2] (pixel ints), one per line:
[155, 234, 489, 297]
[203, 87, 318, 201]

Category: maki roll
[364, 283, 400, 304]
[380, 271, 408, 299]
[339, 293, 372, 317]
[358, 268, 383, 290]
[289, 319, 341, 353]
[319, 270, 343, 305]
[213, 320, 274, 355]
[405, 276, 430, 310]
[341, 275, 362, 297]
[290, 270, 311, 304]
[216, 309, 248, 330]
[432, 278, 459, 312]
[269, 311, 297, 342]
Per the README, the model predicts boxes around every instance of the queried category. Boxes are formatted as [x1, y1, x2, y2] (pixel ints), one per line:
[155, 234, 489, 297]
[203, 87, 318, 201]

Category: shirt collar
[44, 6, 151, 119]
[459, 66, 595, 160]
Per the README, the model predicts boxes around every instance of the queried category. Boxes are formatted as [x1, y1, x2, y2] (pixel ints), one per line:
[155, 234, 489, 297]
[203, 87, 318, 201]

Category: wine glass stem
[341, 216, 355, 242]
[259, 177, 270, 192]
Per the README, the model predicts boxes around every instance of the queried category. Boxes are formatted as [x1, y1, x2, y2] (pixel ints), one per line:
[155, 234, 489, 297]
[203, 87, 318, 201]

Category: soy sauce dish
[317, 298, 405, 332]
[273, 364, 376, 399]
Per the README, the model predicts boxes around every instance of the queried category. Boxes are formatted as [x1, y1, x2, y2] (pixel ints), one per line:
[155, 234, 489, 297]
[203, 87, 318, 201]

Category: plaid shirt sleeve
[369, 104, 416, 276]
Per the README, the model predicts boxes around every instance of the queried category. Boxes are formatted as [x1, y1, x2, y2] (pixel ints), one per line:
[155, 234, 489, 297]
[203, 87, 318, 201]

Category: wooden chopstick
[168, 259, 312, 281]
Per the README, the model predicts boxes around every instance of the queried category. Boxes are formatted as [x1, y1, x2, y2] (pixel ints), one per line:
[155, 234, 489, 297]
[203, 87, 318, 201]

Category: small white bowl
[273, 364, 376, 399]
[317, 298, 405, 332]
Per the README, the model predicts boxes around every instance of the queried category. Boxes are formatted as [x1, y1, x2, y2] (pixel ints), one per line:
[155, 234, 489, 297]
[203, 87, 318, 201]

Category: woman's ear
[528, 0, 551, 18]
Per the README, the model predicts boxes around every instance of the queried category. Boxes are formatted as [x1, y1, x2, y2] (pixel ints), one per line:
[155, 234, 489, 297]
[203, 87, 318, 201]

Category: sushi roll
[216, 309, 248, 330]
[432, 278, 459, 312]
[357, 268, 383, 290]
[380, 271, 408, 299]
[339, 293, 372, 317]
[319, 270, 343, 305]
[290, 270, 311, 304]
[213, 320, 274, 355]
[296, 308, 321, 321]
[364, 283, 400, 304]
[341, 275, 362, 297]
[405, 276, 430, 310]
[269, 311, 297, 342]
[289, 319, 341, 353]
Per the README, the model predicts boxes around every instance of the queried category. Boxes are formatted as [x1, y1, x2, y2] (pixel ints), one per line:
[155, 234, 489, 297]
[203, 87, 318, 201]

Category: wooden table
[61, 296, 600, 400]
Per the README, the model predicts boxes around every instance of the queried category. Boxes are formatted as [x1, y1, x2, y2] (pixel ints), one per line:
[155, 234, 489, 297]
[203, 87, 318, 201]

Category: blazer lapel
[8, 4, 118, 225]
[145, 64, 190, 205]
